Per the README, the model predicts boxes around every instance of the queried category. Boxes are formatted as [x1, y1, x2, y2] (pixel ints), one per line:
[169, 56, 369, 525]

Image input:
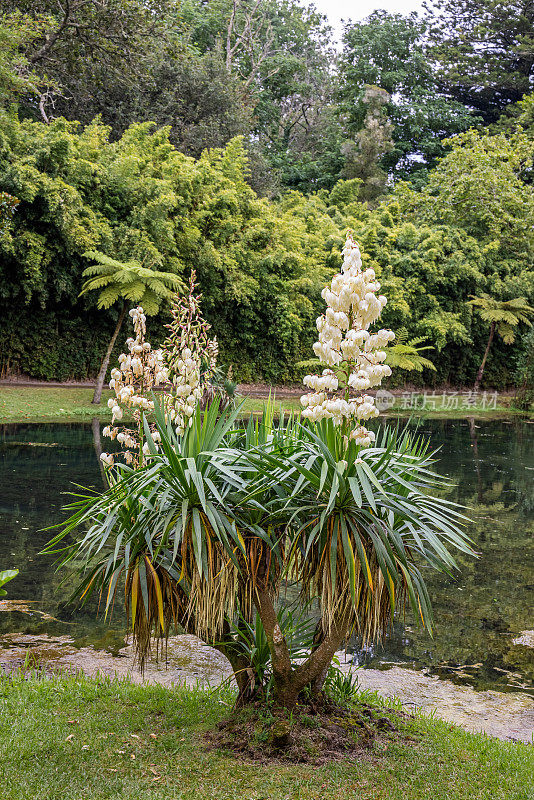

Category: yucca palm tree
[46, 402, 474, 714]
[80, 251, 183, 403]
[467, 294, 534, 391]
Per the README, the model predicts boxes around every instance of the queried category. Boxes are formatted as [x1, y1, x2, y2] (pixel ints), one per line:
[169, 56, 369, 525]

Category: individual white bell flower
[131, 356, 143, 376]
[100, 453, 114, 467]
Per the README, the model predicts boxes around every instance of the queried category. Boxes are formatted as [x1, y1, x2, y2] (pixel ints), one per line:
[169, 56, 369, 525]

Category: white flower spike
[301, 232, 395, 447]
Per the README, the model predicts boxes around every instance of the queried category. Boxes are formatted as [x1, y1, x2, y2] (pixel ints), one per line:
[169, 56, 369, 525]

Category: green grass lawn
[0, 673, 532, 800]
[0, 385, 530, 423]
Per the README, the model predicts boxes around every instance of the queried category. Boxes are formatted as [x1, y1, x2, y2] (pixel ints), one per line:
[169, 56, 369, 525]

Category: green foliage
[338, 11, 479, 181]
[395, 129, 534, 264]
[426, 0, 534, 122]
[0, 569, 18, 597]
[81, 253, 182, 315]
[514, 327, 534, 409]
[0, 190, 18, 233]
[1, 54, 534, 387]
[385, 330, 436, 373]
[341, 85, 393, 202]
[324, 662, 360, 705]
[467, 295, 534, 345]
[0, 114, 336, 382]
[0, 11, 51, 106]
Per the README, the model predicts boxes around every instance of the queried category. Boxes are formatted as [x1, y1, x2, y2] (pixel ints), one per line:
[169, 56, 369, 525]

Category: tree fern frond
[480, 309, 518, 324]
[497, 322, 516, 345]
[122, 281, 147, 302]
[81, 274, 114, 292]
[96, 285, 123, 309]
[81, 264, 115, 278]
[504, 297, 532, 310]
[139, 288, 161, 315]
[386, 335, 436, 372]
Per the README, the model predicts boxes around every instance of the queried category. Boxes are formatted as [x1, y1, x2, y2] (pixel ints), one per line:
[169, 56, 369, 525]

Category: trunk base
[205, 695, 404, 763]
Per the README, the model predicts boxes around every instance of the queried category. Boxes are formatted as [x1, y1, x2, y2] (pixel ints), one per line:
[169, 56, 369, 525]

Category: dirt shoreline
[0, 378, 516, 397]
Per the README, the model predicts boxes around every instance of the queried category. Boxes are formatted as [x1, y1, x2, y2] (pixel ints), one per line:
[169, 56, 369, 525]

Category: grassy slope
[0, 386, 530, 423]
[0, 674, 532, 800]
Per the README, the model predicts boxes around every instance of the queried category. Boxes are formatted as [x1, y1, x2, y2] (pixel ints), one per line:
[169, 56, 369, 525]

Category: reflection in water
[0, 419, 533, 694]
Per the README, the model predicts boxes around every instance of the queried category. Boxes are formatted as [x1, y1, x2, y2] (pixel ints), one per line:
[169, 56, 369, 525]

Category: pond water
[0, 418, 533, 697]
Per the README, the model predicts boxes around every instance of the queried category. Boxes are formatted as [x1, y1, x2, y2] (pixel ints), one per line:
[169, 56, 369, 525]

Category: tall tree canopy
[426, 0, 534, 121]
[339, 11, 479, 183]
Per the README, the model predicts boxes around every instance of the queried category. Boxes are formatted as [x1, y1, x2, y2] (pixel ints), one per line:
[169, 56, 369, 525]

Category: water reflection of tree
[354, 419, 534, 690]
[91, 418, 107, 485]
[365, 501, 534, 691]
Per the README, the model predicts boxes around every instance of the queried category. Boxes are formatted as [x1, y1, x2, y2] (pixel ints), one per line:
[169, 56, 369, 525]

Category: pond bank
[0, 384, 530, 423]
[1, 631, 532, 744]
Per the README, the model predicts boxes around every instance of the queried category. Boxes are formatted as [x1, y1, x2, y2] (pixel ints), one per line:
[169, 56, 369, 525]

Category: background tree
[393, 128, 534, 276]
[338, 11, 478, 183]
[80, 253, 182, 403]
[0, 11, 52, 113]
[467, 295, 534, 390]
[2, 0, 184, 125]
[182, 0, 340, 192]
[341, 85, 393, 203]
[0, 192, 18, 234]
[425, 0, 534, 122]
[513, 326, 534, 409]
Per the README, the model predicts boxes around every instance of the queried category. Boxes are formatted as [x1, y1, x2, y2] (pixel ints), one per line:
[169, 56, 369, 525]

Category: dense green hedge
[0, 113, 532, 387]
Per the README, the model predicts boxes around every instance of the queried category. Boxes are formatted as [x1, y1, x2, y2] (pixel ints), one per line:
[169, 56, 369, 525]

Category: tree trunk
[293, 609, 351, 698]
[253, 576, 352, 712]
[254, 583, 295, 707]
[92, 303, 127, 404]
[474, 322, 495, 392]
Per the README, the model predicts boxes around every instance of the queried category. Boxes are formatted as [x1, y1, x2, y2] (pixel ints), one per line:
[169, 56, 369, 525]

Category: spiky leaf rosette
[282, 422, 474, 638]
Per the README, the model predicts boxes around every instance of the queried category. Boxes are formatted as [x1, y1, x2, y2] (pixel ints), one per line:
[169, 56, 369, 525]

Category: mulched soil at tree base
[205, 699, 417, 764]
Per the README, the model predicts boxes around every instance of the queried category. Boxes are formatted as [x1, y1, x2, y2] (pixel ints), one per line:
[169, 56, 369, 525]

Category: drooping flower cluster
[301, 233, 395, 447]
[162, 270, 218, 434]
[100, 307, 169, 467]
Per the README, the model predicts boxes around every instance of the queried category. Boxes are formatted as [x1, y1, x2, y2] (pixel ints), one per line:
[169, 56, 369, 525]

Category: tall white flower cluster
[301, 233, 395, 447]
[163, 271, 218, 435]
[100, 307, 169, 467]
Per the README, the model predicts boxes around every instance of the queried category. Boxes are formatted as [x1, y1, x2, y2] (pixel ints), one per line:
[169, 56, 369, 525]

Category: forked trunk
[92, 303, 127, 404]
[254, 582, 351, 714]
[474, 321, 495, 392]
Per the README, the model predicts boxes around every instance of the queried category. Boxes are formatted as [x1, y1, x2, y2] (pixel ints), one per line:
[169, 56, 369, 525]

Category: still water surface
[0, 419, 532, 695]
